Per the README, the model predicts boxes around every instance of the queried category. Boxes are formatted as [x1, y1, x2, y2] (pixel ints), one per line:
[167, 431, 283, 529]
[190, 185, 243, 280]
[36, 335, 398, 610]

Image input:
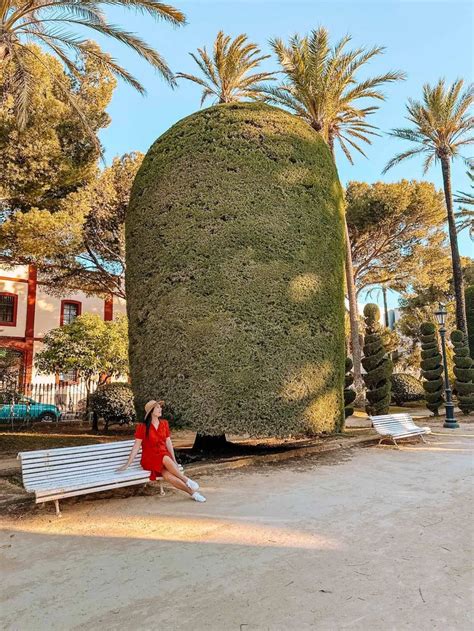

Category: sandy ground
[1, 427, 473, 631]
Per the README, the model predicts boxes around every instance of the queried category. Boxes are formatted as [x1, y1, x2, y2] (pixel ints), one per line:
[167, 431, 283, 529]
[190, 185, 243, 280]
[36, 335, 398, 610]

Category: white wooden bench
[17, 440, 163, 516]
[370, 413, 432, 448]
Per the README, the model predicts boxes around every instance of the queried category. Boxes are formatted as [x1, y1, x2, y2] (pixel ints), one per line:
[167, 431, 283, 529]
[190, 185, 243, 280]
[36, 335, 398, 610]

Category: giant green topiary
[450, 330, 474, 414]
[419, 322, 444, 416]
[344, 357, 356, 419]
[126, 103, 346, 437]
[466, 286, 474, 359]
[362, 303, 393, 415]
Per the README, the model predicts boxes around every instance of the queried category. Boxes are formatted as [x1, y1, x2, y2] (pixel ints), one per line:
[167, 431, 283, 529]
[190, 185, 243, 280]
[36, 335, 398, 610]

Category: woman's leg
[162, 455, 191, 484]
[161, 469, 193, 495]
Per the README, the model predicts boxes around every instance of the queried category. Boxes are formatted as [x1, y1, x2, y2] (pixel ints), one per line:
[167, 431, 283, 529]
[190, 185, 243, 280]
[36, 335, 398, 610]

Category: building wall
[0, 265, 124, 386]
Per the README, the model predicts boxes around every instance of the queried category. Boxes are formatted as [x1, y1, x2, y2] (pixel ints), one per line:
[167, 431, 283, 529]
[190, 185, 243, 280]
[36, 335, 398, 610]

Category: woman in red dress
[118, 400, 206, 502]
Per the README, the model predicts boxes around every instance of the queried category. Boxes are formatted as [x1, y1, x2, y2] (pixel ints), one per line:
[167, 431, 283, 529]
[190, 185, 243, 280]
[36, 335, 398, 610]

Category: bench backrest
[18, 440, 141, 490]
[370, 413, 412, 435]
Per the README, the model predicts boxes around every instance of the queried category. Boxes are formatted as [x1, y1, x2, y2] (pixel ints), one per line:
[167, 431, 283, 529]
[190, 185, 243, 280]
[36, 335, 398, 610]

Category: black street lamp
[434, 302, 459, 429]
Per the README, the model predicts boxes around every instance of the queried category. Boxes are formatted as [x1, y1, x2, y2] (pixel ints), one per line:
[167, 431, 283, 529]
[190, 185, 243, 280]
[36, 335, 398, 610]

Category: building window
[60, 300, 81, 326]
[0, 293, 18, 326]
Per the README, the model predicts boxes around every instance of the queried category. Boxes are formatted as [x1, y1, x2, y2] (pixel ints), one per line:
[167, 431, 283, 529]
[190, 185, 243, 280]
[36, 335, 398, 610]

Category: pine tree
[362, 304, 393, 415]
[450, 330, 474, 414]
[419, 322, 444, 416]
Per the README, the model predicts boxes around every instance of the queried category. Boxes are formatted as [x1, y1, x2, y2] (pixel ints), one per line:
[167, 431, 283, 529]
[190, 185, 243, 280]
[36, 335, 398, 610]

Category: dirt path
[1, 429, 473, 630]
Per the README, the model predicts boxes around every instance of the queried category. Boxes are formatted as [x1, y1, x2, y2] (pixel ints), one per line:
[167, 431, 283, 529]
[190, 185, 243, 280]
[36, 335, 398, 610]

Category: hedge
[362, 304, 392, 415]
[450, 330, 474, 414]
[90, 382, 135, 430]
[391, 373, 424, 406]
[419, 322, 444, 415]
[344, 357, 356, 419]
[466, 286, 474, 359]
[126, 102, 346, 436]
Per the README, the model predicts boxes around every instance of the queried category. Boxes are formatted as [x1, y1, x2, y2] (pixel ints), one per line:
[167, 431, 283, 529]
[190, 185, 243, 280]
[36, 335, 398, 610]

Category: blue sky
[98, 1, 473, 307]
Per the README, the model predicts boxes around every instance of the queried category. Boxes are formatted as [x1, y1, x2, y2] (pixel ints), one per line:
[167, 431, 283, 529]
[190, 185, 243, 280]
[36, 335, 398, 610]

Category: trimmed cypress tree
[362, 304, 393, 415]
[419, 322, 444, 416]
[126, 103, 346, 437]
[450, 330, 474, 414]
[344, 357, 356, 419]
[466, 286, 474, 359]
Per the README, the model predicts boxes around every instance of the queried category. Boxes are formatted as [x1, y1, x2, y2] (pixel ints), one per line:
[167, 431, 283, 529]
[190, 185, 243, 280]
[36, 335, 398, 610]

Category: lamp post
[434, 303, 459, 429]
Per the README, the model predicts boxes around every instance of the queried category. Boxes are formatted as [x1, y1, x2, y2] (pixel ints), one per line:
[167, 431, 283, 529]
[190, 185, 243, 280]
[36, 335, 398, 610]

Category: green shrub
[419, 322, 444, 416]
[466, 286, 474, 359]
[362, 304, 393, 415]
[90, 382, 135, 430]
[344, 357, 356, 419]
[450, 330, 474, 414]
[390, 373, 424, 406]
[126, 102, 346, 436]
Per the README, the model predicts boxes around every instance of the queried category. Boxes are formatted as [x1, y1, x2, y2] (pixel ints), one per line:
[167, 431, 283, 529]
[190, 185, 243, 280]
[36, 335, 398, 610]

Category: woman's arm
[166, 437, 178, 464]
[117, 438, 142, 471]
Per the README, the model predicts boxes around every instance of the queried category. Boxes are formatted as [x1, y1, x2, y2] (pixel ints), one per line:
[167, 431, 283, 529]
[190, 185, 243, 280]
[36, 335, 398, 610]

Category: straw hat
[144, 400, 158, 420]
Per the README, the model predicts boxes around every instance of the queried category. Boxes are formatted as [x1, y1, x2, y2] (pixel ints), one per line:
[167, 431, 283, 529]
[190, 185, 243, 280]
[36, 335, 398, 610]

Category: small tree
[450, 330, 474, 415]
[419, 322, 444, 416]
[362, 304, 393, 415]
[344, 357, 356, 419]
[35, 313, 129, 428]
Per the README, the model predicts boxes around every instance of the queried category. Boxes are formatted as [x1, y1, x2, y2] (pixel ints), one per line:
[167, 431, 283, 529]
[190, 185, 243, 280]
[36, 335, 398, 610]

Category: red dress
[134, 419, 171, 480]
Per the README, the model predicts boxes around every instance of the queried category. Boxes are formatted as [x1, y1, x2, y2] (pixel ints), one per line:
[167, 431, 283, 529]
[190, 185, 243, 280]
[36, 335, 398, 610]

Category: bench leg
[419, 434, 427, 443]
[54, 499, 62, 517]
[392, 438, 400, 449]
[159, 481, 165, 496]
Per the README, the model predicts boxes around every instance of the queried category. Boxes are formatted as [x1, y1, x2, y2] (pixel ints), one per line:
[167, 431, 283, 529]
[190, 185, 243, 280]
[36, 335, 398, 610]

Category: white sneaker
[186, 478, 199, 492]
[191, 492, 206, 502]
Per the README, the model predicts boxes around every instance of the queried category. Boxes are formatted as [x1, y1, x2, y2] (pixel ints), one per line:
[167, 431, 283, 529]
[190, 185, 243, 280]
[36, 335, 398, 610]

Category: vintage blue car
[0, 395, 61, 423]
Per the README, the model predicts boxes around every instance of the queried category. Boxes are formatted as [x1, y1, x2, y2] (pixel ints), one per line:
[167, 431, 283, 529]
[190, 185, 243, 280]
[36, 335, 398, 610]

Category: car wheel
[39, 412, 56, 423]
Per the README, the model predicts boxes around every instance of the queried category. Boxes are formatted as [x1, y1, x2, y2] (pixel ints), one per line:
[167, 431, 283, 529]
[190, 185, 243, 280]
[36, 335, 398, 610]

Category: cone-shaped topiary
[344, 357, 356, 419]
[419, 322, 444, 416]
[362, 304, 393, 415]
[126, 103, 346, 436]
[466, 286, 474, 359]
[450, 330, 474, 414]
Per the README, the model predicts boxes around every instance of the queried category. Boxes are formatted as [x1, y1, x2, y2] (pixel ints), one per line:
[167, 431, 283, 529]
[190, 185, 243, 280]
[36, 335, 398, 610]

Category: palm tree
[454, 163, 474, 240]
[265, 27, 405, 384]
[176, 30, 274, 105]
[384, 79, 474, 334]
[0, 0, 186, 128]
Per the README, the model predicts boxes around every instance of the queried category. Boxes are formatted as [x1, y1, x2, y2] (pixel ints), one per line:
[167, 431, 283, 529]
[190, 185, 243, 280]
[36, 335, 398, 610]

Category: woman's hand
[116, 463, 129, 472]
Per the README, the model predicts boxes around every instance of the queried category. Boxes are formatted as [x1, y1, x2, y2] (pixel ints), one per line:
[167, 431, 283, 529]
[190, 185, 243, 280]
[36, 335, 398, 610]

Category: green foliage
[362, 304, 393, 415]
[450, 330, 474, 414]
[126, 102, 346, 436]
[346, 180, 449, 295]
[35, 314, 129, 386]
[419, 322, 444, 415]
[0, 1, 185, 128]
[390, 373, 424, 406]
[344, 358, 356, 419]
[177, 31, 275, 105]
[90, 383, 135, 430]
[1, 151, 142, 298]
[466, 285, 474, 359]
[0, 46, 114, 215]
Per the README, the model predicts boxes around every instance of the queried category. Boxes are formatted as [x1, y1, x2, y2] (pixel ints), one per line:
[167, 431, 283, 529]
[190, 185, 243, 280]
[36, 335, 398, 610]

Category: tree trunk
[440, 157, 467, 334]
[382, 286, 389, 328]
[343, 217, 362, 385]
[328, 140, 362, 385]
[192, 433, 230, 452]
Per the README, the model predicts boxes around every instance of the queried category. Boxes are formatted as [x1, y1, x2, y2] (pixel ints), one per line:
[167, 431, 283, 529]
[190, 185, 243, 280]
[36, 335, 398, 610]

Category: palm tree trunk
[328, 141, 362, 384]
[343, 218, 362, 384]
[382, 286, 389, 328]
[440, 157, 467, 334]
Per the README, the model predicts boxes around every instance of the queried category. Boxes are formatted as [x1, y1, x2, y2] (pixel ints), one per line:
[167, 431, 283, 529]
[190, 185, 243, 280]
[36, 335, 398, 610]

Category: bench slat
[31, 470, 152, 495]
[21, 450, 138, 472]
[18, 441, 136, 462]
[33, 477, 154, 504]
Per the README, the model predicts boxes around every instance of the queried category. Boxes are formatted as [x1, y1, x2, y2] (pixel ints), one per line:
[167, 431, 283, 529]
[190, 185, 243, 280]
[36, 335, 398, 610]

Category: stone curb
[182, 432, 378, 477]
